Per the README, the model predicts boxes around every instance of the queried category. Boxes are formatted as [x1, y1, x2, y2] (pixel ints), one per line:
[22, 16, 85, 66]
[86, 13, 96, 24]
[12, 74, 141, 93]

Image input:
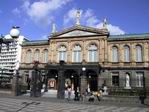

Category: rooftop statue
[76, 10, 81, 25]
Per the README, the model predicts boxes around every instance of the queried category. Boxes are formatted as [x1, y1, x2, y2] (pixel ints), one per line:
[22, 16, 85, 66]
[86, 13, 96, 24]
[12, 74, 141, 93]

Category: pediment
[58, 30, 99, 37]
[51, 25, 109, 38]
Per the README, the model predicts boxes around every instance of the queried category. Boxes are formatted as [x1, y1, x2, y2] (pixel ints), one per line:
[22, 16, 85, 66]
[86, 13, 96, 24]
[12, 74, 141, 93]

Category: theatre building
[20, 12, 149, 97]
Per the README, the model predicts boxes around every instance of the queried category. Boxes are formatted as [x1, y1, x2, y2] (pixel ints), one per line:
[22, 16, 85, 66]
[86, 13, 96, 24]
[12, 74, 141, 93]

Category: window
[136, 72, 143, 87]
[34, 49, 40, 61]
[136, 45, 142, 62]
[112, 46, 118, 62]
[58, 45, 67, 62]
[26, 50, 32, 63]
[124, 45, 130, 62]
[72, 45, 82, 62]
[112, 73, 119, 86]
[43, 49, 48, 63]
[88, 44, 98, 62]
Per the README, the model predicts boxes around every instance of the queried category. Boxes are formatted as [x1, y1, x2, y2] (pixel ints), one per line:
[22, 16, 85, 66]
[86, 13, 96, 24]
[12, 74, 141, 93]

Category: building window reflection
[58, 45, 67, 62]
[26, 50, 32, 63]
[43, 49, 48, 63]
[88, 44, 98, 62]
[34, 49, 40, 61]
[136, 45, 143, 62]
[112, 46, 118, 62]
[136, 72, 143, 87]
[124, 45, 130, 62]
[72, 44, 82, 62]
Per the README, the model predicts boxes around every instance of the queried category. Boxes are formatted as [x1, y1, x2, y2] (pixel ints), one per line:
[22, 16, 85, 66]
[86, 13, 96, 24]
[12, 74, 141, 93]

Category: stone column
[131, 71, 136, 87]
[80, 71, 87, 95]
[57, 69, 65, 99]
[98, 71, 105, 88]
[12, 76, 18, 96]
[119, 71, 124, 87]
[12, 70, 20, 96]
[57, 61, 65, 99]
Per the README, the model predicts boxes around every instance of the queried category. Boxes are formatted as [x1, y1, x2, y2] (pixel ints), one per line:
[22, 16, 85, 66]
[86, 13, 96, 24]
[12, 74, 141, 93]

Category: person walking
[67, 86, 72, 101]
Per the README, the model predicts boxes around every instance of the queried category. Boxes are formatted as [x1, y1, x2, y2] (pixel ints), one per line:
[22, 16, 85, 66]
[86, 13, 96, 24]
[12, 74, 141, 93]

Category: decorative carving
[58, 30, 98, 37]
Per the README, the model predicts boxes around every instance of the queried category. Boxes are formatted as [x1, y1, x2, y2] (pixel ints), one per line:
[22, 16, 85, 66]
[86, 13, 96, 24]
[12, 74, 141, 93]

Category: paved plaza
[0, 97, 149, 112]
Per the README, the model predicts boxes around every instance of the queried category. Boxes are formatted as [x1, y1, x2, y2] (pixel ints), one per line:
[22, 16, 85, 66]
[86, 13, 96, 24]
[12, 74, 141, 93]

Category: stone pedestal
[12, 76, 20, 96]
[80, 74, 87, 95]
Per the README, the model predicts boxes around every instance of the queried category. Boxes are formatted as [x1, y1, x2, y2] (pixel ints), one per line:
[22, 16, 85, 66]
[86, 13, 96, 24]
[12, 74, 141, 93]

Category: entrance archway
[87, 70, 98, 91]
[47, 70, 58, 90]
[64, 70, 79, 91]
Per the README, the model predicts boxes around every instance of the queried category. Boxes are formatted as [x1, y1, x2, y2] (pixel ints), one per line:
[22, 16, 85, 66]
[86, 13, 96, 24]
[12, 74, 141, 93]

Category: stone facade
[20, 25, 149, 96]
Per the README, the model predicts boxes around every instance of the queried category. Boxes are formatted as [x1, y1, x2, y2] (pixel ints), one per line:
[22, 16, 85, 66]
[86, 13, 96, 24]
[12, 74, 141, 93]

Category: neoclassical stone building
[20, 14, 149, 97]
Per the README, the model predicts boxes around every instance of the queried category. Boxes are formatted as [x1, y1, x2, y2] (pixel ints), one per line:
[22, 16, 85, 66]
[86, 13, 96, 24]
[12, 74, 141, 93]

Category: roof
[22, 40, 49, 46]
[108, 33, 149, 41]
[51, 25, 109, 38]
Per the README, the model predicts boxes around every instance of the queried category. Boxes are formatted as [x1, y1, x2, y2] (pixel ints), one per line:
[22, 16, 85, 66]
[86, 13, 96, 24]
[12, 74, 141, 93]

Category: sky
[0, 0, 149, 40]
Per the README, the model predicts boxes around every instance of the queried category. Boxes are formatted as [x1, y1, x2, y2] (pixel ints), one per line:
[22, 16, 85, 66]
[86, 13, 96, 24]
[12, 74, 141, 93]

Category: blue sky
[0, 0, 149, 40]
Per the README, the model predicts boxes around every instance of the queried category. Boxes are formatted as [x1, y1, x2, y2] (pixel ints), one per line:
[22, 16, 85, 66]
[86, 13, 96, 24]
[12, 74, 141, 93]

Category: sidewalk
[0, 94, 148, 108]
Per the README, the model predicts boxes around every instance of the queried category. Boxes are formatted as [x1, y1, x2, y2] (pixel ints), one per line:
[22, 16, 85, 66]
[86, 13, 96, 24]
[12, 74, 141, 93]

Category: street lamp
[30, 61, 42, 97]
[0, 26, 20, 96]
[139, 74, 146, 104]
[57, 60, 65, 99]
[80, 67, 86, 96]
[0, 26, 19, 53]
[9, 26, 20, 96]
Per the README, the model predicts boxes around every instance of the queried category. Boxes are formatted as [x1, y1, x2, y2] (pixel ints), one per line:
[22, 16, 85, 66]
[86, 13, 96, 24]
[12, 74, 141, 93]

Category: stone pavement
[0, 96, 149, 112]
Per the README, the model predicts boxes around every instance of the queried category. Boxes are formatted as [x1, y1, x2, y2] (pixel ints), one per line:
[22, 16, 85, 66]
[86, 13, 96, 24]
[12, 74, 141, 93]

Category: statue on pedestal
[125, 74, 131, 89]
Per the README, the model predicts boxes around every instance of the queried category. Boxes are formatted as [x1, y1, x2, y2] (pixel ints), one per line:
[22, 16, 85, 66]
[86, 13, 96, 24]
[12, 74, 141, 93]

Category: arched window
[26, 50, 32, 63]
[112, 46, 118, 62]
[43, 49, 48, 63]
[34, 49, 40, 61]
[136, 45, 142, 62]
[88, 44, 98, 62]
[72, 44, 82, 62]
[124, 45, 130, 62]
[58, 45, 67, 62]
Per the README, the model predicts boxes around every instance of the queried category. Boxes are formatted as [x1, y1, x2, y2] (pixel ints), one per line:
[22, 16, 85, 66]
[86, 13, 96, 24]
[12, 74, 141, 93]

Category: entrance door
[88, 72, 98, 91]
[89, 76, 98, 91]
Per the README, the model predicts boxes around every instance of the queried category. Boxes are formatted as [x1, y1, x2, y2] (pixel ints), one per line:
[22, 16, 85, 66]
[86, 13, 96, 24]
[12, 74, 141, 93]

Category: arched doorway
[87, 70, 98, 91]
[64, 70, 79, 91]
[47, 70, 58, 90]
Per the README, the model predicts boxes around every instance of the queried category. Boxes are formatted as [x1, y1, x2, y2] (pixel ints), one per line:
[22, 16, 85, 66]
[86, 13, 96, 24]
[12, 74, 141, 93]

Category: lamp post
[139, 74, 146, 104]
[30, 61, 42, 97]
[57, 60, 65, 99]
[9, 26, 20, 96]
[80, 67, 87, 96]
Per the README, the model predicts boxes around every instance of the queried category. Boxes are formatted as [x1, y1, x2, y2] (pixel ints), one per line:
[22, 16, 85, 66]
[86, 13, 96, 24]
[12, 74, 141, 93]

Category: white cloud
[12, 8, 21, 17]
[64, 8, 125, 35]
[22, 0, 72, 27]
[41, 35, 48, 39]
[97, 23, 125, 35]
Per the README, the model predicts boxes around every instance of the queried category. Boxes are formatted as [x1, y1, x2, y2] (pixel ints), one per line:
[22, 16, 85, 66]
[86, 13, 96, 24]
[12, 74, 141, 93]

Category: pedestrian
[96, 90, 102, 102]
[67, 86, 71, 101]
[139, 90, 146, 104]
[88, 92, 95, 102]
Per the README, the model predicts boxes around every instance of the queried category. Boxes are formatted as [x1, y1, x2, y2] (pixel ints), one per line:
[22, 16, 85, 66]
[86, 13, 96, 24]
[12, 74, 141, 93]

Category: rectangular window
[136, 72, 143, 87]
[112, 73, 119, 86]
